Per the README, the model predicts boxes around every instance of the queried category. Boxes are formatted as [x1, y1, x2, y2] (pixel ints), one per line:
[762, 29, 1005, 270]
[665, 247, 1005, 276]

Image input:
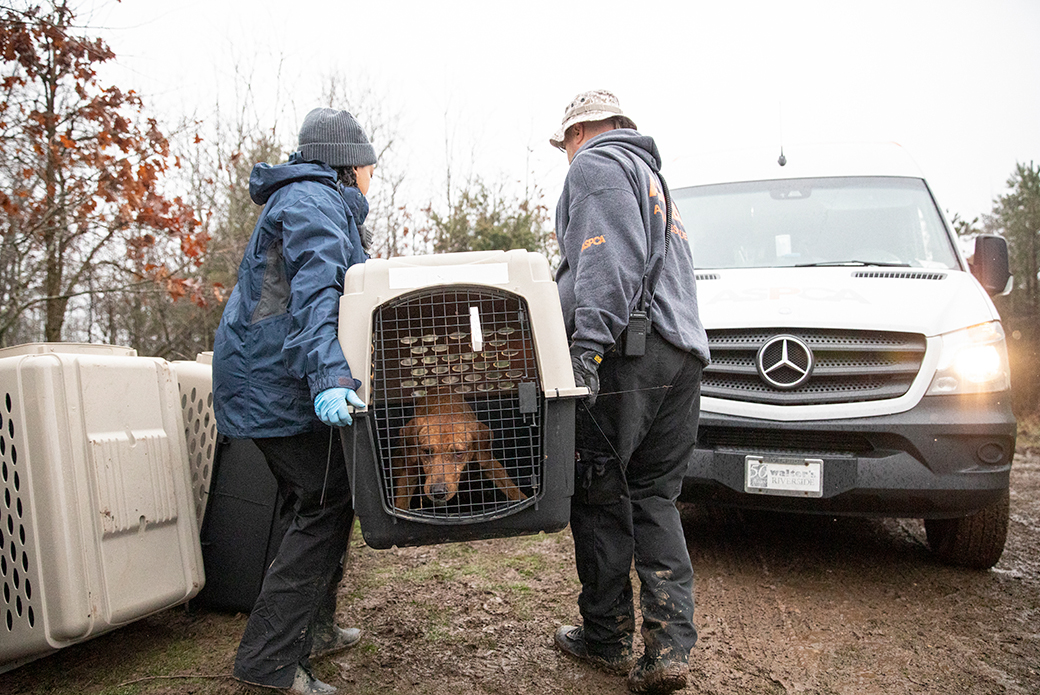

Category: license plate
[745, 456, 823, 497]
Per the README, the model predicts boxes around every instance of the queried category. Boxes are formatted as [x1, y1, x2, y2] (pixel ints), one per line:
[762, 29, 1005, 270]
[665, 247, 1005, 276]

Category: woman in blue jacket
[212, 107, 374, 695]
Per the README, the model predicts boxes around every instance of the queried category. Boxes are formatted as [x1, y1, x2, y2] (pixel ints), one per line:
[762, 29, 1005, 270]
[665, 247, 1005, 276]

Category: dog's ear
[399, 419, 422, 458]
[474, 419, 493, 459]
[399, 421, 414, 451]
[394, 419, 423, 511]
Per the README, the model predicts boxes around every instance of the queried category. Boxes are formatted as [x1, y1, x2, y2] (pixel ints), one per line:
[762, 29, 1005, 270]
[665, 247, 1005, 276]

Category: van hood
[696, 267, 1000, 337]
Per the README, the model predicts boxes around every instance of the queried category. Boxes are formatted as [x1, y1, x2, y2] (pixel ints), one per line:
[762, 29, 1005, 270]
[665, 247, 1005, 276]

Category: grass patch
[5, 610, 238, 695]
[399, 562, 461, 582]
[497, 552, 548, 578]
[408, 602, 455, 643]
[97, 687, 137, 695]
[396, 560, 490, 583]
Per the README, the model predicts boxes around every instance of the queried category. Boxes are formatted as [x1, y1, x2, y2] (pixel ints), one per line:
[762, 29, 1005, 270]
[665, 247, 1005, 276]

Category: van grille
[698, 426, 874, 455]
[703, 328, 926, 405]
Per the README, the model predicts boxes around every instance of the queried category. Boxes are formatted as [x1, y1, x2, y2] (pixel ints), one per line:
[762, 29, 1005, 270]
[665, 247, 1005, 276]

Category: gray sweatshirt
[555, 129, 710, 364]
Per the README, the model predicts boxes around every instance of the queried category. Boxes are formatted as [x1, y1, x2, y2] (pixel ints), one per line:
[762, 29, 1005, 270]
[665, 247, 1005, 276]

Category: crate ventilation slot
[179, 384, 216, 525]
[1, 393, 35, 633]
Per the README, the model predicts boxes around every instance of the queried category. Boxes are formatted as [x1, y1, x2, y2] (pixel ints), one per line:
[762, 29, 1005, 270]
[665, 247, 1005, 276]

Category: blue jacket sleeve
[279, 192, 361, 399]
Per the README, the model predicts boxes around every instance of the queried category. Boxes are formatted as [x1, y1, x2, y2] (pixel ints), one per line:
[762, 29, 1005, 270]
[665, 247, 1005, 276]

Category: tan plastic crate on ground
[0, 343, 204, 673]
[170, 352, 217, 529]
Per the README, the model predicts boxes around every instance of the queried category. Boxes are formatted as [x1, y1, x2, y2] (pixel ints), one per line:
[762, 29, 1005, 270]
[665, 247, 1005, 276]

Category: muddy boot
[290, 664, 337, 694]
[554, 625, 635, 675]
[627, 654, 688, 694]
[310, 626, 361, 660]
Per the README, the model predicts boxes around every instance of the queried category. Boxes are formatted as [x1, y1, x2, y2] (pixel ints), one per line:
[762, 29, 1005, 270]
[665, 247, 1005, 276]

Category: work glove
[570, 345, 603, 408]
[314, 387, 366, 427]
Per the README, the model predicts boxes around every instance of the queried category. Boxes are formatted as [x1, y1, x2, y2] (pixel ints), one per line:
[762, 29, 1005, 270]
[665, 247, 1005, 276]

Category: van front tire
[924, 491, 1009, 570]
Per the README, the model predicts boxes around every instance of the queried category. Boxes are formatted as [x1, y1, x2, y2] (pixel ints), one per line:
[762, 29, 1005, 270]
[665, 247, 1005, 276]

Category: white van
[670, 143, 1016, 569]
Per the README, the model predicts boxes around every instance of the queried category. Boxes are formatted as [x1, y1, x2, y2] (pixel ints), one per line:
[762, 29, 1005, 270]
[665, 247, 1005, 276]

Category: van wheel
[924, 491, 1009, 569]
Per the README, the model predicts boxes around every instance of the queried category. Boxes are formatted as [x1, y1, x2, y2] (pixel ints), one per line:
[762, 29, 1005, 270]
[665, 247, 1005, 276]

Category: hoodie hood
[249, 151, 337, 205]
[577, 128, 662, 173]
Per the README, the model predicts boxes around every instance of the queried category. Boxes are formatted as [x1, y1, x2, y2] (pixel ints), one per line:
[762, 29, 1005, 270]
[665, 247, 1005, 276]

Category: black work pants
[233, 427, 354, 687]
[571, 329, 702, 662]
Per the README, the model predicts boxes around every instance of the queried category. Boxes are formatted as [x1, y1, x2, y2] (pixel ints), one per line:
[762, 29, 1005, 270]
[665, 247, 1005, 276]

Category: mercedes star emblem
[756, 335, 814, 390]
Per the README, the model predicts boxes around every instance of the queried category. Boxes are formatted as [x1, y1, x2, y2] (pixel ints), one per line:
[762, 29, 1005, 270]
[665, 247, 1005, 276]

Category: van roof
[665, 142, 927, 189]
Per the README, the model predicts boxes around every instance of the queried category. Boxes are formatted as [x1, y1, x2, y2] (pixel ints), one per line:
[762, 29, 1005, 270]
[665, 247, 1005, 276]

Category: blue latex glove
[314, 387, 366, 427]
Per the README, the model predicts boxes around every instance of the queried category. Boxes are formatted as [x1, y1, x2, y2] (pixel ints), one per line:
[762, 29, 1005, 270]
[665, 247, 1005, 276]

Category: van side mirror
[971, 235, 1013, 296]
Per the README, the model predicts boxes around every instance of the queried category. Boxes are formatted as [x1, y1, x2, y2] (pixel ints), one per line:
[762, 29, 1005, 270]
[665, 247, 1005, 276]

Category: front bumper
[681, 392, 1016, 519]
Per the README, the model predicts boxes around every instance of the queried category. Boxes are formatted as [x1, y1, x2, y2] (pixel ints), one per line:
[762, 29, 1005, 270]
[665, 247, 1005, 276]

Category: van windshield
[672, 176, 961, 270]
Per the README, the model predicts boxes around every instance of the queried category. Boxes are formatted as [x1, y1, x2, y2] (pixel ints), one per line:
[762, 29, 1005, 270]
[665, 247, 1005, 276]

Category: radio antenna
[777, 100, 787, 166]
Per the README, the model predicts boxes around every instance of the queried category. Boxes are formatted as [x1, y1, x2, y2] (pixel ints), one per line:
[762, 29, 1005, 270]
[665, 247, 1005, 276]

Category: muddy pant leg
[268, 475, 349, 641]
[570, 467, 636, 651]
[312, 557, 347, 642]
[569, 335, 674, 653]
[629, 351, 702, 660]
[574, 332, 701, 661]
[233, 429, 353, 688]
[629, 457, 697, 660]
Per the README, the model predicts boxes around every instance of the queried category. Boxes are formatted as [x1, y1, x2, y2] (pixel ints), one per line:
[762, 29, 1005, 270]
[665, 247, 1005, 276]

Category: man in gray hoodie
[550, 90, 710, 695]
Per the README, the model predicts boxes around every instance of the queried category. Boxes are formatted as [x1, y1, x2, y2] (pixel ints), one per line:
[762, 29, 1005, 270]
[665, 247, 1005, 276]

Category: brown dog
[395, 389, 527, 509]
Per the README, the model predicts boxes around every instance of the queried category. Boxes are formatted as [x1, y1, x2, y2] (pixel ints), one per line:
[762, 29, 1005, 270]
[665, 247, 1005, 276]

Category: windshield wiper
[794, 260, 911, 268]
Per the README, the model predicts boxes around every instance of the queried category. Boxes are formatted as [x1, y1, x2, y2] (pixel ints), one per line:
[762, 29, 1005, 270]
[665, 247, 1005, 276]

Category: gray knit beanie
[298, 107, 377, 168]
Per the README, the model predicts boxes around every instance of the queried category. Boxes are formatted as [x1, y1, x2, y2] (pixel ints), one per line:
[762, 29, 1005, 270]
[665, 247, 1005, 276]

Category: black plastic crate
[195, 436, 289, 612]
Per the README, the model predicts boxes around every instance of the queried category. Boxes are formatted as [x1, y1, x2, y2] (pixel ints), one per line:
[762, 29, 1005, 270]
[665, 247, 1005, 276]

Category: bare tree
[0, 1, 204, 345]
[79, 49, 293, 359]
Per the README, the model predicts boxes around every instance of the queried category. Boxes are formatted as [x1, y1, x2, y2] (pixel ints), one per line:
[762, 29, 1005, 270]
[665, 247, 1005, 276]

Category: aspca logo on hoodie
[649, 177, 689, 241]
[581, 235, 606, 251]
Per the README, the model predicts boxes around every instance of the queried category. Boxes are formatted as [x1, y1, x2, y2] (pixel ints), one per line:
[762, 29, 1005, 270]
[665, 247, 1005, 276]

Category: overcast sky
[92, 0, 1040, 225]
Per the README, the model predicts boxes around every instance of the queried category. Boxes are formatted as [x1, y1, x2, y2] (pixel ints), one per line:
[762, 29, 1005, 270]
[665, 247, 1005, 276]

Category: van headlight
[926, 322, 1011, 395]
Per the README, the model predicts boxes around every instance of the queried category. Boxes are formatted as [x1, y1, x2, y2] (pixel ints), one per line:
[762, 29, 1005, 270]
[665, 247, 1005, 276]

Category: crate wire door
[371, 286, 542, 523]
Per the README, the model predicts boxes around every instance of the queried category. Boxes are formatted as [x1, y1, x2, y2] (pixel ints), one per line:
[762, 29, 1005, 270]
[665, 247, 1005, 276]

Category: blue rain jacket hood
[213, 152, 370, 438]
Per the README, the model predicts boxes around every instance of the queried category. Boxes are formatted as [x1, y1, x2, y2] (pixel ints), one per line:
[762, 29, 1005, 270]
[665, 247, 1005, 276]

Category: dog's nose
[428, 483, 451, 503]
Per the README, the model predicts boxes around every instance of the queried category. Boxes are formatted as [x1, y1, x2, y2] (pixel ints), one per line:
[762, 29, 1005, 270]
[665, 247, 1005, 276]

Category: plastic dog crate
[0, 343, 203, 673]
[170, 352, 217, 529]
[339, 250, 583, 549]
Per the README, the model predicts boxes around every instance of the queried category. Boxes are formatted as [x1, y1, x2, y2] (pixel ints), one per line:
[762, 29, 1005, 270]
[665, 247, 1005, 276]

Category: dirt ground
[3, 449, 1038, 695]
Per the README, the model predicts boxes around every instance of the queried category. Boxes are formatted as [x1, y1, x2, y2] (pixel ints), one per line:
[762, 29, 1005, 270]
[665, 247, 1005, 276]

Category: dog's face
[400, 413, 491, 505]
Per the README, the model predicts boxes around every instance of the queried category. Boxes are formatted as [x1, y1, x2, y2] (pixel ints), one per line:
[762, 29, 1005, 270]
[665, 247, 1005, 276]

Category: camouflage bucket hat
[550, 89, 638, 150]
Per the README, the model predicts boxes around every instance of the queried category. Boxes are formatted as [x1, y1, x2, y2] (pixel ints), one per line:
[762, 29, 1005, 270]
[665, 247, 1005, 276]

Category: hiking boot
[310, 626, 361, 660]
[627, 654, 689, 694]
[554, 625, 634, 675]
[289, 664, 337, 694]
